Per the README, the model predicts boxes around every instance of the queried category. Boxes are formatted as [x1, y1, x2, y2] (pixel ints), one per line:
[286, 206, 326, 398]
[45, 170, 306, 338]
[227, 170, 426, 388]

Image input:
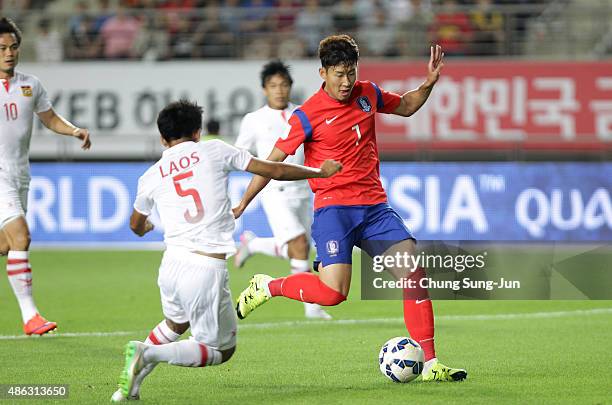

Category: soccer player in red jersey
[233, 34, 467, 382]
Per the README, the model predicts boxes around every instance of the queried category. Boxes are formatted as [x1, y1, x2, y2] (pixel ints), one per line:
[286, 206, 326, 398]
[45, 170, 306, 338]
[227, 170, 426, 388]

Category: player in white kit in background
[0, 18, 91, 336]
[234, 60, 331, 320]
[112, 99, 341, 401]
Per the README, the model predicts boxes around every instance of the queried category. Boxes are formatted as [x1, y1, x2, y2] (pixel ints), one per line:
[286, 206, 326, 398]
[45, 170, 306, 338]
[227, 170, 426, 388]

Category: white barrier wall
[22, 61, 321, 159]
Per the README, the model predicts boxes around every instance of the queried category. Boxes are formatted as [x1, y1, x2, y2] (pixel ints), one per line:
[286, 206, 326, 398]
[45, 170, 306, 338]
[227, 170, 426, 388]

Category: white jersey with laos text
[134, 140, 252, 254]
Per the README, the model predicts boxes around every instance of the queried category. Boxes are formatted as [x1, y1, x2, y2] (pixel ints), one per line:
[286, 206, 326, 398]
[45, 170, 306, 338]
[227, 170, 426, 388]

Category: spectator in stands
[357, 5, 397, 57]
[68, 1, 90, 38]
[395, 0, 432, 57]
[243, 37, 273, 59]
[157, 0, 197, 36]
[99, 5, 141, 59]
[169, 18, 197, 59]
[470, 0, 504, 56]
[241, 0, 275, 35]
[428, 0, 473, 56]
[93, 0, 115, 34]
[295, 0, 333, 57]
[158, 0, 197, 9]
[275, 0, 299, 32]
[353, 0, 375, 27]
[193, 2, 235, 58]
[382, 0, 424, 26]
[277, 35, 305, 59]
[332, 0, 359, 35]
[67, 15, 99, 60]
[239, 0, 276, 59]
[132, 13, 170, 61]
[219, 0, 243, 36]
[34, 18, 63, 63]
[27, 0, 48, 8]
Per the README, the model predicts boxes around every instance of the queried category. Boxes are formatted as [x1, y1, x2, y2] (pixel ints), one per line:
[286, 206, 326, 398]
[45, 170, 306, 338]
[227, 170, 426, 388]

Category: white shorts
[261, 190, 312, 246]
[158, 247, 237, 350]
[0, 176, 28, 229]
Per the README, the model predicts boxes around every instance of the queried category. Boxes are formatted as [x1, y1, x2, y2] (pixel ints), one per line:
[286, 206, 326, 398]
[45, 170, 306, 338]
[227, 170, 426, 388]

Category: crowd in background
[4, 0, 548, 62]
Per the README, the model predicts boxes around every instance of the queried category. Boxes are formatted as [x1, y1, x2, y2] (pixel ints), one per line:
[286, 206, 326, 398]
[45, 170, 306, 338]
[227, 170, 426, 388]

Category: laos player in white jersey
[111, 99, 341, 401]
[0, 18, 91, 336]
[234, 60, 331, 320]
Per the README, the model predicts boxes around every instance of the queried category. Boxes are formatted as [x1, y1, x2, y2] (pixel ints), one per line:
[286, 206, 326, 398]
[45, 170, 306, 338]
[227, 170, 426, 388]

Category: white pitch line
[0, 331, 140, 341]
[1, 308, 611, 341]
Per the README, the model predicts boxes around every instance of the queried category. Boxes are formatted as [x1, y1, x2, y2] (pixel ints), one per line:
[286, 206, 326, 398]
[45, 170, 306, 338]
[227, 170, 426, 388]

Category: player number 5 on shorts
[352, 124, 362, 145]
[172, 171, 204, 223]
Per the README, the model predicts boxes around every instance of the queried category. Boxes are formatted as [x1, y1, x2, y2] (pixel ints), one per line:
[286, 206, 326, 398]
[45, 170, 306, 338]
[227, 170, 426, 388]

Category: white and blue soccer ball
[378, 337, 424, 383]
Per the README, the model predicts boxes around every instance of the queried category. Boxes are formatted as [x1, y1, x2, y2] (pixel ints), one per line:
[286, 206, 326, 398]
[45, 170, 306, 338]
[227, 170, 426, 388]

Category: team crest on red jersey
[356, 96, 372, 112]
[21, 86, 33, 97]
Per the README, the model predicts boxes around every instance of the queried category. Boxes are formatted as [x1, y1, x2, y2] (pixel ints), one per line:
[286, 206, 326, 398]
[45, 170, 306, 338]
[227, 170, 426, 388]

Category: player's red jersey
[275, 80, 402, 210]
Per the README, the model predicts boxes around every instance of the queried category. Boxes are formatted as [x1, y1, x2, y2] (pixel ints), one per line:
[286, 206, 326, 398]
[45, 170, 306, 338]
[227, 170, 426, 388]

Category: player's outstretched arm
[37, 108, 91, 150]
[392, 44, 444, 117]
[247, 157, 342, 181]
[233, 146, 286, 219]
[129, 210, 154, 237]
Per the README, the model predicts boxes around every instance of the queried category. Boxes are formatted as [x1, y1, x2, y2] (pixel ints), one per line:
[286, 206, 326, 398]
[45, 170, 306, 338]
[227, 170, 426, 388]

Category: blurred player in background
[234, 60, 331, 320]
[112, 99, 341, 401]
[202, 118, 221, 142]
[0, 17, 91, 336]
[233, 35, 467, 382]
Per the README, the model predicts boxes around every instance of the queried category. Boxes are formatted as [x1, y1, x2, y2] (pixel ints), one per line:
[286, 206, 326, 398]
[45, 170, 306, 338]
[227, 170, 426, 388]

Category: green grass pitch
[1, 250, 611, 404]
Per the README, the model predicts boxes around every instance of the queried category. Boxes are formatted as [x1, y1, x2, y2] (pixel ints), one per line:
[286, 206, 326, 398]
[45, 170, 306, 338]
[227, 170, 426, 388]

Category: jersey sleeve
[235, 113, 255, 153]
[275, 110, 310, 156]
[34, 77, 52, 113]
[370, 81, 402, 114]
[213, 140, 253, 171]
[133, 175, 154, 216]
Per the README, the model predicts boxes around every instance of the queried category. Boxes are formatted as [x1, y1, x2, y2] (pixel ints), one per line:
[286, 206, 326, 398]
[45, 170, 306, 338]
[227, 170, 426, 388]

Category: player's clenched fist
[319, 159, 342, 178]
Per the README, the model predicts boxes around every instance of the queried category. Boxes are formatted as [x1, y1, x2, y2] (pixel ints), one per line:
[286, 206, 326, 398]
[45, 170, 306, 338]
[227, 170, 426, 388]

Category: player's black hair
[0, 17, 22, 45]
[318, 34, 359, 69]
[260, 60, 293, 88]
[157, 99, 203, 142]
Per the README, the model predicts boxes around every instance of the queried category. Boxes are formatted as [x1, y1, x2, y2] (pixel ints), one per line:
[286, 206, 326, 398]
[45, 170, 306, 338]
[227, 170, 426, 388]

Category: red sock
[403, 268, 436, 361]
[267, 273, 346, 306]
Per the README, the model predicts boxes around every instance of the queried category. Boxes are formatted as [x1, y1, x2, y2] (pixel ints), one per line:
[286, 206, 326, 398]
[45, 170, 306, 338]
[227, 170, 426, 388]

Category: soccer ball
[378, 337, 424, 383]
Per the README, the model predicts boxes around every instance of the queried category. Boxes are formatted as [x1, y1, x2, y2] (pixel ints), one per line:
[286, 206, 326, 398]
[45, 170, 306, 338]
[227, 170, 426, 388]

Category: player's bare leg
[287, 235, 332, 320]
[383, 239, 467, 382]
[2, 217, 56, 335]
[317, 263, 352, 297]
[0, 231, 9, 256]
[112, 319, 189, 401]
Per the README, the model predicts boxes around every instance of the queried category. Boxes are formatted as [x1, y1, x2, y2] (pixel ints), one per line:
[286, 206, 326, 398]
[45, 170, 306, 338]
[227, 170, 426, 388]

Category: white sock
[304, 302, 322, 312]
[6, 250, 38, 322]
[145, 320, 181, 345]
[290, 258, 309, 274]
[250, 237, 285, 258]
[130, 320, 183, 397]
[423, 357, 438, 375]
[143, 340, 222, 367]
